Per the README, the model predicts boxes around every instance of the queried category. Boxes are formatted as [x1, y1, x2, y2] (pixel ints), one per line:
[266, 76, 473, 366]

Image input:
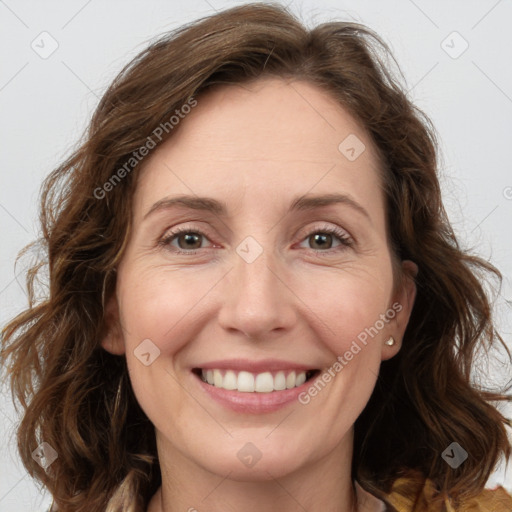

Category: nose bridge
[218, 235, 295, 338]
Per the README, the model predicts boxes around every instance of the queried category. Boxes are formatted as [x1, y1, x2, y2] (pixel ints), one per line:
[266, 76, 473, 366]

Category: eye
[158, 226, 213, 254]
[298, 224, 353, 252]
[157, 223, 353, 255]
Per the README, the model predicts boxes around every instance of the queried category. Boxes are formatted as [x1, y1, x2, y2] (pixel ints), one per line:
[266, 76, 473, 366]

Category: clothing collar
[355, 480, 387, 512]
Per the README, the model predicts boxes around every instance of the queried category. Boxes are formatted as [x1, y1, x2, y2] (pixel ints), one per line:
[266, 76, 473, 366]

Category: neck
[147, 429, 358, 512]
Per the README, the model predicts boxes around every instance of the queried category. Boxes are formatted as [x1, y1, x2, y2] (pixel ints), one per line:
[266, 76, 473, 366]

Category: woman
[1, 3, 511, 511]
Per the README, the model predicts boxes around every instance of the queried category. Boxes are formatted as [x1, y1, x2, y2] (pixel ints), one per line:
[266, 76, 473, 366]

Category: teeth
[295, 372, 306, 387]
[274, 371, 286, 390]
[286, 371, 296, 389]
[238, 371, 254, 392]
[255, 372, 274, 392]
[223, 370, 238, 390]
[200, 369, 311, 393]
[213, 369, 223, 388]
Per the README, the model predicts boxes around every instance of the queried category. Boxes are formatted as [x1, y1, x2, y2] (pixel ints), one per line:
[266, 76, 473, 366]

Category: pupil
[312, 233, 331, 249]
[181, 233, 200, 249]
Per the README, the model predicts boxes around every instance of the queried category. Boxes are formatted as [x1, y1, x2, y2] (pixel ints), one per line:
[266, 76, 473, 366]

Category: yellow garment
[384, 474, 512, 512]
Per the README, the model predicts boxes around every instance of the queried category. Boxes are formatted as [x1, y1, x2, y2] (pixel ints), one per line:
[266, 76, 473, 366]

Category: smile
[195, 368, 320, 393]
[190, 359, 323, 413]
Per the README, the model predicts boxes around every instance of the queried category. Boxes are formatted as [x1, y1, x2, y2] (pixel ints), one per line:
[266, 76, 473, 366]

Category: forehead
[133, 77, 384, 221]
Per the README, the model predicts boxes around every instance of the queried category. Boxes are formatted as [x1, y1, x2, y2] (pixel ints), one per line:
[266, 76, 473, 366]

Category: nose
[217, 243, 297, 340]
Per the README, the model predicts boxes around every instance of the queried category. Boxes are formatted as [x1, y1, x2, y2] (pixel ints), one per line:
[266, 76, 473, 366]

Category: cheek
[295, 264, 393, 355]
[115, 267, 210, 414]
[117, 266, 215, 351]
[293, 271, 391, 427]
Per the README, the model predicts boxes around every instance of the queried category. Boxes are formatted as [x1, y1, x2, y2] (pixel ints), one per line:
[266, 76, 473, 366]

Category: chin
[201, 449, 306, 482]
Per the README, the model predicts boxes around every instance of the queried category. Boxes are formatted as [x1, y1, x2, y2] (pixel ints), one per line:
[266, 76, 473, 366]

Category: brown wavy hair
[1, 2, 511, 511]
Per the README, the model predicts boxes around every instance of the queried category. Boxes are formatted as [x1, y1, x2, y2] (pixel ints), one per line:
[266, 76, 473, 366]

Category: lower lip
[193, 372, 318, 414]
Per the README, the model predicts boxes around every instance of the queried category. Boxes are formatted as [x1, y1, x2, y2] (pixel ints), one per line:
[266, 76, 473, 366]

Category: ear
[100, 291, 125, 355]
[381, 259, 417, 360]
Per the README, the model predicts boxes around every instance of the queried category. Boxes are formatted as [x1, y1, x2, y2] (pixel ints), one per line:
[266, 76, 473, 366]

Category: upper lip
[193, 358, 319, 373]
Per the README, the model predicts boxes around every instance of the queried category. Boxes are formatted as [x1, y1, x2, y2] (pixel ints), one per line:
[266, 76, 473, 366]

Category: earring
[384, 336, 395, 346]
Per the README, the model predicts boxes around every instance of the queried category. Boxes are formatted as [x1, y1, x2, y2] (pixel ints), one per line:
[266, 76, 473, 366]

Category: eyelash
[158, 223, 354, 256]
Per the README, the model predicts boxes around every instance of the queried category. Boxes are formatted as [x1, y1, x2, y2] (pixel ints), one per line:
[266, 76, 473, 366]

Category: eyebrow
[143, 193, 370, 221]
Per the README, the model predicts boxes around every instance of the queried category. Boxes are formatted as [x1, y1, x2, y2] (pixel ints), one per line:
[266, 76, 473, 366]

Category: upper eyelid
[161, 222, 350, 237]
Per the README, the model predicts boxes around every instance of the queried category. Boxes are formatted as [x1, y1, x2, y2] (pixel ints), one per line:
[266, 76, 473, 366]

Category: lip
[191, 359, 321, 414]
[193, 358, 317, 373]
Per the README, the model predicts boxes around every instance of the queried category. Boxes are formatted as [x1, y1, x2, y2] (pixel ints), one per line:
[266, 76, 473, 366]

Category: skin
[102, 77, 417, 512]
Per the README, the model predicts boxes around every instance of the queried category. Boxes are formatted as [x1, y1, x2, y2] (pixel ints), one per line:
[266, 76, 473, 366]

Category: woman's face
[103, 77, 416, 480]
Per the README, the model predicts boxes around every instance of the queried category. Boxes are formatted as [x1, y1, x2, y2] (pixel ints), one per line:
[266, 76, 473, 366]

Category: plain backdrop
[1, 0, 511, 509]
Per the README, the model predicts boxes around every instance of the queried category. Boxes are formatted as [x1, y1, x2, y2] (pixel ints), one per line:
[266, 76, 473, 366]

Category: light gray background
[1, 0, 511, 509]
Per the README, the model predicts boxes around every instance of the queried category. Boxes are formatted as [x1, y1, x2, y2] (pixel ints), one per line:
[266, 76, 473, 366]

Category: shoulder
[383, 472, 512, 512]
